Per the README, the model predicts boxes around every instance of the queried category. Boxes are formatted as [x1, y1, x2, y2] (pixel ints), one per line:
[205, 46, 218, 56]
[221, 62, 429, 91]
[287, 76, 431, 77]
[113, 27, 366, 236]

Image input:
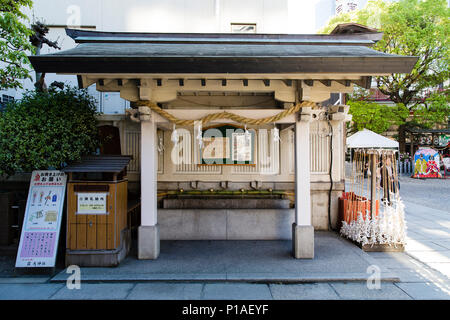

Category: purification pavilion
[29, 26, 416, 259]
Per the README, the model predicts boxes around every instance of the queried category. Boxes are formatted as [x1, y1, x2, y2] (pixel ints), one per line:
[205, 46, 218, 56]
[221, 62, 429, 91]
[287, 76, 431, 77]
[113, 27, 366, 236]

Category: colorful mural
[412, 148, 442, 179]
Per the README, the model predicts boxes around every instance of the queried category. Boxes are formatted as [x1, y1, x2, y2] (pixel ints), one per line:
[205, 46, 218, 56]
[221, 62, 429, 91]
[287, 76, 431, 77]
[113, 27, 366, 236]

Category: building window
[230, 23, 256, 33]
[2, 94, 14, 104]
[0, 94, 14, 111]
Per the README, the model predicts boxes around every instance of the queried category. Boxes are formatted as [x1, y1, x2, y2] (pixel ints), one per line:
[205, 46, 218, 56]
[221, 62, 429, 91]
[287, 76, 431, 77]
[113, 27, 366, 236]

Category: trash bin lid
[61, 155, 132, 173]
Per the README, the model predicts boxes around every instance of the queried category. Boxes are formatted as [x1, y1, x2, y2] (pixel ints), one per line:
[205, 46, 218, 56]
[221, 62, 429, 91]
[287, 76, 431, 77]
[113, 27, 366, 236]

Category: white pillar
[138, 107, 160, 259]
[330, 121, 343, 182]
[292, 107, 314, 259]
[328, 105, 352, 230]
[329, 120, 343, 230]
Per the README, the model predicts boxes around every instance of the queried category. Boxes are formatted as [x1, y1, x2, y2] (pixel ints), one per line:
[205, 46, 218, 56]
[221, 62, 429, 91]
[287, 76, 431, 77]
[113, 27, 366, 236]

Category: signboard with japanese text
[199, 124, 255, 165]
[77, 193, 108, 214]
[232, 132, 252, 162]
[15, 171, 67, 268]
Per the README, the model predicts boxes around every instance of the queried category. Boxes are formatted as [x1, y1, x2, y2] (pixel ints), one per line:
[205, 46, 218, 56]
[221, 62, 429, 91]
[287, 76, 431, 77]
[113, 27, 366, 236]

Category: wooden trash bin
[62, 155, 132, 267]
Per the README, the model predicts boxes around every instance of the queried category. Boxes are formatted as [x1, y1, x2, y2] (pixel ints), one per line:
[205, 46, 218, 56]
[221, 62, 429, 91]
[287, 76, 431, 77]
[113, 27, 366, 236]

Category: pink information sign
[15, 171, 67, 268]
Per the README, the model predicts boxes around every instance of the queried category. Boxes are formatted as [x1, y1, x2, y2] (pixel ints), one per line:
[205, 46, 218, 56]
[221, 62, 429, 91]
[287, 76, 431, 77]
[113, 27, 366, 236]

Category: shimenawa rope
[135, 100, 318, 126]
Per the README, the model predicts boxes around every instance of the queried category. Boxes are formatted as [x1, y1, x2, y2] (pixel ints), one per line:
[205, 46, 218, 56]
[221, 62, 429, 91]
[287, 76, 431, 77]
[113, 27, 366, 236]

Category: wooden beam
[353, 76, 372, 89]
[320, 80, 331, 87]
[303, 80, 314, 87]
[336, 80, 351, 87]
[81, 73, 390, 81]
[283, 79, 293, 87]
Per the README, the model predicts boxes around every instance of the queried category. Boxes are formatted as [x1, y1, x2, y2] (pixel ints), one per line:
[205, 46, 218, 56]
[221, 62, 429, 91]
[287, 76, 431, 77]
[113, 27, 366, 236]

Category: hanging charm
[171, 124, 179, 144]
[195, 121, 203, 149]
[244, 124, 251, 140]
[272, 124, 281, 143]
[157, 136, 165, 153]
[340, 148, 406, 247]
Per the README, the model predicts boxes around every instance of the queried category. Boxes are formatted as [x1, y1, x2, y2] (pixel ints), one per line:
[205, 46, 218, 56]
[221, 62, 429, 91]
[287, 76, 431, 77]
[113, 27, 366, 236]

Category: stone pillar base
[292, 223, 314, 259]
[138, 224, 160, 259]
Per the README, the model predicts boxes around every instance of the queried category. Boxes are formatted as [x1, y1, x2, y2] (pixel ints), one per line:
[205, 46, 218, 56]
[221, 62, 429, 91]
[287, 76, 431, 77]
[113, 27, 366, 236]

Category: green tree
[0, 0, 34, 90]
[320, 0, 450, 151]
[413, 90, 450, 129]
[0, 85, 100, 176]
[347, 100, 409, 135]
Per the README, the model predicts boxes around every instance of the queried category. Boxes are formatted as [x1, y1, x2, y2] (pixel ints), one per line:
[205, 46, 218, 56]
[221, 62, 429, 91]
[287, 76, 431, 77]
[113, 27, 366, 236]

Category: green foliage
[320, 0, 450, 106]
[375, 0, 449, 104]
[412, 91, 450, 129]
[0, 86, 100, 176]
[321, 0, 449, 150]
[0, 0, 35, 90]
[318, 0, 389, 34]
[347, 100, 409, 134]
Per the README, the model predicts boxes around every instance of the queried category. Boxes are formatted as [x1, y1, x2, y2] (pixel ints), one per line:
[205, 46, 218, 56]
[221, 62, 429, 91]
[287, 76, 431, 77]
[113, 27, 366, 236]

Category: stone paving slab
[224, 272, 396, 282]
[53, 273, 228, 282]
[392, 268, 450, 283]
[202, 283, 273, 300]
[407, 250, 450, 263]
[269, 283, 339, 300]
[406, 231, 431, 240]
[0, 277, 50, 284]
[0, 284, 64, 300]
[395, 282, 450, 300]
[401, 198, 450, 281]
[329, 282, 412, 300]
[368, 255, 425, 270]
[426, 263, 450, 278]
[1, 281, 448, 300]
[127, 283, 203, 300]
[436, 240, 450, 250]
[50, 283, 135, 300]
[50, 232, 397, 283]
[399, 177, 450, 212]
[410, 229, 450, 240]
[405, 239, 448, 252]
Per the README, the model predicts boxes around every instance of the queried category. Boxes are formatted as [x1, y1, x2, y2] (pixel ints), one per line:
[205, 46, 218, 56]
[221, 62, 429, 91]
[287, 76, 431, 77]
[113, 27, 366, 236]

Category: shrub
[0, 85, 100, 176]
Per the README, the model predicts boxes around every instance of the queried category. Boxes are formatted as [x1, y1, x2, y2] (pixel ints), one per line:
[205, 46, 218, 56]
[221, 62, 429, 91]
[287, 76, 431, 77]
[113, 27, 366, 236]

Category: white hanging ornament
[272, 124, 281, 143]
[171, 124, 179, 144]
[244, 124, 251, 140]
[157, 136, 165, 153]
[196, 122, 203, 148]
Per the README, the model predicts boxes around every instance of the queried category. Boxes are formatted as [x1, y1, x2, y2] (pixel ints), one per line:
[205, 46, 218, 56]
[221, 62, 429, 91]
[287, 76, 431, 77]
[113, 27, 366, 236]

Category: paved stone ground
[0, 172, 449, 300]
[0, 233, 449, 299]
[49, 233, 397, 282]
[0, 280, 447, 300]
[399, 175, 450, 279]
[399, 175, 450, 212]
